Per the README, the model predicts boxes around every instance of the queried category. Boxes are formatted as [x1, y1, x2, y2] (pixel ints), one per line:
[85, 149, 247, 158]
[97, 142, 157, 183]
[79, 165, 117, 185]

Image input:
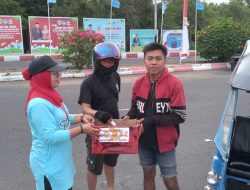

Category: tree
[2, 0, 250, 55]
[197, 18, 249, 61]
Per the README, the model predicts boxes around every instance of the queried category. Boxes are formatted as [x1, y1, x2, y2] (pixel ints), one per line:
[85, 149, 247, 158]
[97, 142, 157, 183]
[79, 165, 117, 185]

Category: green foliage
[197, 19, 250, 61]
[59, 29, 104, 69]
[0, 0, 25, 15]
[3, 0, 250, 55]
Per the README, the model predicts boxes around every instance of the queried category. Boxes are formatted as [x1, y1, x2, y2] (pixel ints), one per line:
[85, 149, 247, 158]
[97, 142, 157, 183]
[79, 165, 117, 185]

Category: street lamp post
[154, 2, 157, 30]
[152, 0, 162, 30]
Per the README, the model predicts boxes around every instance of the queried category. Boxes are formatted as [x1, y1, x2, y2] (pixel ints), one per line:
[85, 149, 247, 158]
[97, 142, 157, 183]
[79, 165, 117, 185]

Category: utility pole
[154, 1, 157, 30]
[152, 0, 161, 42]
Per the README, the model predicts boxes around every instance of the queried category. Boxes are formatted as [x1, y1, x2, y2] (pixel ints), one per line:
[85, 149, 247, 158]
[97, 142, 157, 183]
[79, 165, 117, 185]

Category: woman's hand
[82, 123, 100, 139]
[82, 114, 94, 124]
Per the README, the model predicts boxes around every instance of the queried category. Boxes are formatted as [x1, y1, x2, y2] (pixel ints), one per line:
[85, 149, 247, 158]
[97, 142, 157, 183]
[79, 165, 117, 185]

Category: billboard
[130, 29, 158, 52]
[162, 30, 182, 51]
[29, 16, 78, 54]
[83, 18, 126, 52]
[0, 15, 24, 54]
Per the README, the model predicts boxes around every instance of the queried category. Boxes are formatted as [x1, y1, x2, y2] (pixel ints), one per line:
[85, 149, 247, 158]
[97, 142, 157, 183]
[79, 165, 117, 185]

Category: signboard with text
[92, 119, 139, 154]
[130, 29, 158, 52]
[0, 15, 24, 55]
[29, 16, 78, 54]
[83, 18, 126, 52]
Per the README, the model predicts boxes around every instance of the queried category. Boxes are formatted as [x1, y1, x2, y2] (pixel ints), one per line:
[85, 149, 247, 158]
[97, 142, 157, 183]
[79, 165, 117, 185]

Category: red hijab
[22, 68, 63, 114]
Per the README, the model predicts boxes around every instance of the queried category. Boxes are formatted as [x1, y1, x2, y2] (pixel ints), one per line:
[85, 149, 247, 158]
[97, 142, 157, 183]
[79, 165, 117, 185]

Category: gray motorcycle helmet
[93, 42, 121, 68]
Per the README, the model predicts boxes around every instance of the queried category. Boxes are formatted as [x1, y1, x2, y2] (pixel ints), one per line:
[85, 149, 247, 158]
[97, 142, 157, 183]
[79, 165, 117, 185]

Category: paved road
[0, 70, 237, 190]
[0, 56, 206, 71]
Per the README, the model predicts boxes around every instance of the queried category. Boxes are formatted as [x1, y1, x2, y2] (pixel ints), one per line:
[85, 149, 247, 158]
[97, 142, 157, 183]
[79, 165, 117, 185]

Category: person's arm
[69, 124, 99, 139]
[81, 103, 112, 124]
[81, 103, 97, 117]
[149, 111, 186, 127]
[125, 82, 138, 119]
[145, 81, 186, 127]
[29, 102, 99, 142]
[69, 114, 94, 125]
[126, 100, 138, 119]
[28, 102, 70, 143]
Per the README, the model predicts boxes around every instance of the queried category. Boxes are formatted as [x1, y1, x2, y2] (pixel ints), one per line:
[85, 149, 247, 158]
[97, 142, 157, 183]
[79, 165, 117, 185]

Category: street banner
[83, 18, 126, 52]
[29, 16, 78, 54]
[130, 29, 158, 52]
[181, 0, 189, 60]
[0, 15, 24, 55]
[162, 30, 182, 51]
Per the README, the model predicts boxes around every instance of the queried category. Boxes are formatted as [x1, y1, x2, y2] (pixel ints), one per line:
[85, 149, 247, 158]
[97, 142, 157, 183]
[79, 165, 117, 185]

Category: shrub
[59, 29, 105, 69]
[197, 19, 249, 62]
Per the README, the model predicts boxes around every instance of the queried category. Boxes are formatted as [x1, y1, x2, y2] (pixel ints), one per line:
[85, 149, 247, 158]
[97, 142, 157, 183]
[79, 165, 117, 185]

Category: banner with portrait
[162, 30, 182, 51]
[29, 16, 78, 54]
[0, 15, 24, 55]
[83, 18, 126, 52]
[130, 29, 158, 52]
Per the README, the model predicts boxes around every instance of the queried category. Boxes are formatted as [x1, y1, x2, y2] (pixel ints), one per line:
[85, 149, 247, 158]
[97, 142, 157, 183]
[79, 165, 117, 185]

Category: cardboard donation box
[92, 119, 139, 154]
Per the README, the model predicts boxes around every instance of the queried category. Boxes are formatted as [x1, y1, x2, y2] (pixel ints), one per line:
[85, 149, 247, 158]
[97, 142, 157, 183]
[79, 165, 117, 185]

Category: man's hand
[121, 115, 130, 121]
[95, 110, 112, 124]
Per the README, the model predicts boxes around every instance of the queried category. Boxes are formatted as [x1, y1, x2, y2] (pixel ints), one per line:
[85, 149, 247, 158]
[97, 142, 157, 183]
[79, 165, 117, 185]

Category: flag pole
[195, 3, 198, 63]
[47, 2, 52, 56]
[161, 0, 167, 44]
[160, 11, 164, 44]
[154, 1, 157, 34]
[110, 1, 113, 42]
[180, 0, 189, 64]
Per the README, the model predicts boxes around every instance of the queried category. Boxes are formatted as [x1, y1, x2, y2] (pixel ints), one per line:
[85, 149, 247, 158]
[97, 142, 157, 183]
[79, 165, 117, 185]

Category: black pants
[44, 176, 72, 190]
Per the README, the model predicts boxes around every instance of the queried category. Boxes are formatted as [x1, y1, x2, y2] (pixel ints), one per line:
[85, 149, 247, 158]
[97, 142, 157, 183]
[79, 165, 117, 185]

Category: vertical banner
[162, 30, 182, 52]
[83, 18, 126, 52]
[181, 0, 189, 60]
[130, 29, 158, 52]
[29, 16, 78, 54]
[0, 15, 24, 55]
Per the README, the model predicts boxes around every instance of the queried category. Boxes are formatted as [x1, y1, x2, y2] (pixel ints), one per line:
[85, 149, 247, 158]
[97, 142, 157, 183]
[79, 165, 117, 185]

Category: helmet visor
[94, 42, 121, 60]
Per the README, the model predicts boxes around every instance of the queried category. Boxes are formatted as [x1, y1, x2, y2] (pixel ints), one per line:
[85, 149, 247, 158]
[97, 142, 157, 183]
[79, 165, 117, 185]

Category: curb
[0, 51, 197, 62]
[0, 63, 230, 82]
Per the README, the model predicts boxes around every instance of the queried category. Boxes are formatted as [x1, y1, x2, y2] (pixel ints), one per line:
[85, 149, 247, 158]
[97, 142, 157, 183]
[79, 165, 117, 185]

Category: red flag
[181, 0, 189, 60]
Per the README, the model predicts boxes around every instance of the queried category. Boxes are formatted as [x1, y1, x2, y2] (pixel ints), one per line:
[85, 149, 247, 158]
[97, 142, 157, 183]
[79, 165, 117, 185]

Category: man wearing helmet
[78, 42, 121, 190]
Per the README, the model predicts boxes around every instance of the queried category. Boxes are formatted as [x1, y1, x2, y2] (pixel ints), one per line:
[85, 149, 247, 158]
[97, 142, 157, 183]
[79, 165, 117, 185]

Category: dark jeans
[44, 176, 72, 190]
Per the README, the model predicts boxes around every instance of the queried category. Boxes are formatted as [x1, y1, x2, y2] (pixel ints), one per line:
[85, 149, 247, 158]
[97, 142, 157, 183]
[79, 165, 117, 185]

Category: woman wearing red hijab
[22, 56, 100, 190]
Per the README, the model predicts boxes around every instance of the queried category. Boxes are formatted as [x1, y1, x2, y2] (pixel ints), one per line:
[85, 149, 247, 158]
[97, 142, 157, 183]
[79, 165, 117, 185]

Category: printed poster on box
[83, 18, 126, 52]
[29, 16, 78, 54]
[0, 15, 24, 55]
[92, 119, 139, 154]
[130, 29, 158, 52]
[162, 30, 182, 52]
